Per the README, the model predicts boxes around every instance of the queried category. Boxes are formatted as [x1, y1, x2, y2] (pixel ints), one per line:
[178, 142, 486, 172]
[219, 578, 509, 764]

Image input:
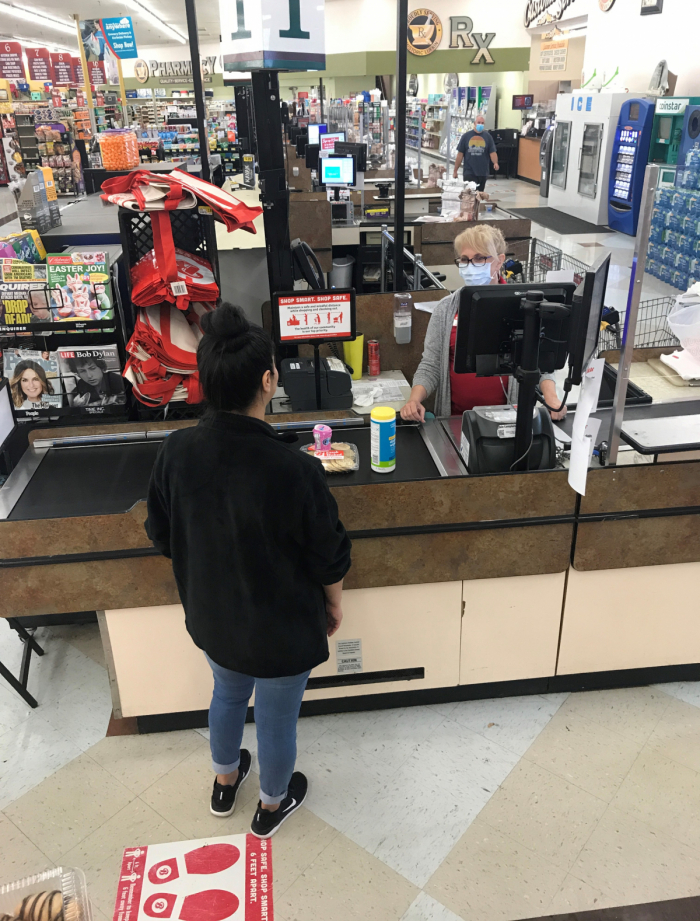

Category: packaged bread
[301, 441, 359, 473]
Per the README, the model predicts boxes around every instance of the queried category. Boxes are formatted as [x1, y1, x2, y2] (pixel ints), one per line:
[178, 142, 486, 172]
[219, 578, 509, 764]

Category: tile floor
[3, 620, 700, 921]
[0, 178, 697, 919]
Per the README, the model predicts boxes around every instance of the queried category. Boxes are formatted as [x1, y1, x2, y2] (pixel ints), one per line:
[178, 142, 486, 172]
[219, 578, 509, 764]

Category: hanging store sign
[525, 0, 577, 28]
[27, 47, 53, 82]
[0, 42, 24, 81]
[101, 16, 138, 59]
[50, 53, 74, 85]
[220, 0, 325, 73]
[73, 58, 85, 87]
[87, 60, 106, 85]
[407, 9, 443, 56]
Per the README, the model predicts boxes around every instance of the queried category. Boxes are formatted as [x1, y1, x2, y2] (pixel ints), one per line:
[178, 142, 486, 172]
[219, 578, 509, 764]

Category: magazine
[47, 252, 113, 322]
[3, 348, 63, 411]
[57, 344, 126, 407]
[0, 266, 51, 331]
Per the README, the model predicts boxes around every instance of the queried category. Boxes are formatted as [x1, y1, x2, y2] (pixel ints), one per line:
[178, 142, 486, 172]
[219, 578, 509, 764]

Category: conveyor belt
[296, 424, 440, 485]
[8, 442, 161, 521]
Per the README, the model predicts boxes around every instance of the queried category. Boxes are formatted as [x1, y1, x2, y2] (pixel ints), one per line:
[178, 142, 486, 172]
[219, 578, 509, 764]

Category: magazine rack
[0, 261, 131, 424]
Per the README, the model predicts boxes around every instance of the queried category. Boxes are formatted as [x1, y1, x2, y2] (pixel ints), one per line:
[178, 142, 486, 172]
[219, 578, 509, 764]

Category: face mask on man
[475, 123, 485, 133]
[459, 262, 493, 286]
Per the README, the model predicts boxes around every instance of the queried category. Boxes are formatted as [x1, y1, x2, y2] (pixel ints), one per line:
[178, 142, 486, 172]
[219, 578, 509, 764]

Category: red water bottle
[368, 339, 380, 377]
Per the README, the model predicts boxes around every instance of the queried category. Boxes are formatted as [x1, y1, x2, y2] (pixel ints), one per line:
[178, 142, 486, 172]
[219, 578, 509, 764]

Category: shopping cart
[597, 296, 680, 353]
[503, 238, 590, 286]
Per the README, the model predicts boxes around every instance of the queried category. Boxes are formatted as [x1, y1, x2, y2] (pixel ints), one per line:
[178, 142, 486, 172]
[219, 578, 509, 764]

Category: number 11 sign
[219, 0, 325, 72]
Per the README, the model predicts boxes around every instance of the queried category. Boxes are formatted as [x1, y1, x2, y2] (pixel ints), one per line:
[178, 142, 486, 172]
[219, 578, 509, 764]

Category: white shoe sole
[250, 787, 308, 839]
[209, 763, 251, 817]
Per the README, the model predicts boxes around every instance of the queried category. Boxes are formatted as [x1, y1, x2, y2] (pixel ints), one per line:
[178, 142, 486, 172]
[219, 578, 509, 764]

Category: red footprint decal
[144, 894, 177, 918]
[149, 859, 180, 885]
[179, 890, 239, 921]
[184, 844, 240, 875]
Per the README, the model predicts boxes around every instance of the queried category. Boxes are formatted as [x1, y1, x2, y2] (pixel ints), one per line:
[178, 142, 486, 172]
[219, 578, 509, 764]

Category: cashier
[401, 225, 565, 421]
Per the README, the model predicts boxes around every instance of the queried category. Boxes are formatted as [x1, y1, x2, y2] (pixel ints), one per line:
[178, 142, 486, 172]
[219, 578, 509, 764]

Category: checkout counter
[2, 287, 700, 731]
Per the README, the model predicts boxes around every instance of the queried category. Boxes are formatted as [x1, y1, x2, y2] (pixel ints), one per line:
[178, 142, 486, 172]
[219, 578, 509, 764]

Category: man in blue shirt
[452, 115, 499, 191]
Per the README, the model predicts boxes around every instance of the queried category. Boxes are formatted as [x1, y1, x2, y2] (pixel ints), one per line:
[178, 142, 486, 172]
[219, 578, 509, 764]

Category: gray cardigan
[412, 289, 556, 416]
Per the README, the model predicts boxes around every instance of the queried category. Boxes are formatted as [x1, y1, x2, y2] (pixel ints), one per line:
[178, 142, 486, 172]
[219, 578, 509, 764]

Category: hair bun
[201, 303, 250, 341]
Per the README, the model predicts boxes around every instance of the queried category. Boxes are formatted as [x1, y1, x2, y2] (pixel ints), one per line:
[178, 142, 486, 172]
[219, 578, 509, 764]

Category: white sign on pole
[219, 0, 325, 73]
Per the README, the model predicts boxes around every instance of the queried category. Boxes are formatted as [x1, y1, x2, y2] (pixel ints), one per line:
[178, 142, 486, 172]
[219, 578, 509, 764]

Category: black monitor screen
[305, 143, 320, 170]
[453, 282, 577, 376]
[629, 102, 640, 121]
[334, 141, 368, 172]
[568, 253, 611, 385]
[513, 94, 535, 110]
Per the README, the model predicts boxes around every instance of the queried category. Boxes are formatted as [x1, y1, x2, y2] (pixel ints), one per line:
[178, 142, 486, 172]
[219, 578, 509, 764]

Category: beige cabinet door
[305, 581, 463, 701]
[460, 573, 566, 685]
[558, 562, 700, 675]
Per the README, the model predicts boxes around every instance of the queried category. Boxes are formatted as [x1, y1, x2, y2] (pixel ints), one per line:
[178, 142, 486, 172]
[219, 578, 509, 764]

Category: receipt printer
[460, 405, 555, 474]
[281, 356, 353, 411]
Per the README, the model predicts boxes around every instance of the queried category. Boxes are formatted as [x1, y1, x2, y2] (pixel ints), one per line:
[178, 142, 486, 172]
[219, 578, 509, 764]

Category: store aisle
[3, 623, 700, 920]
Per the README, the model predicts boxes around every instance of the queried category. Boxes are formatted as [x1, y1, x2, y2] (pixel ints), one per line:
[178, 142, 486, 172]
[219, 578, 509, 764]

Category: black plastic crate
[117, 206, 221, 296]
[130, 399, 206, 422]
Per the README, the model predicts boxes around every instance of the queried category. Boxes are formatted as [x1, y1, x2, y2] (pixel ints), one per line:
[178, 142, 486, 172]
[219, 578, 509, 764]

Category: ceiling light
[0, 1, 75, 35]
[7, 35, 77, 53]
[123, 0, 187, 43]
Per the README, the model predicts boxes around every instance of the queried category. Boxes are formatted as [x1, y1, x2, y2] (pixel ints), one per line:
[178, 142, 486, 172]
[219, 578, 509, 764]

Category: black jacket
[145, 411, 352, 677]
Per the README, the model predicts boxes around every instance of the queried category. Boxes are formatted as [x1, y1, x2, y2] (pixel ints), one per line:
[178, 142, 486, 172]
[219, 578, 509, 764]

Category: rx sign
[448, 17, 496, 65]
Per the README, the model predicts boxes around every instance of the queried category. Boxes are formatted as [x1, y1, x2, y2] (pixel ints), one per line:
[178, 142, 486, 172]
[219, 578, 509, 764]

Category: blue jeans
[205, 654, 311, 805]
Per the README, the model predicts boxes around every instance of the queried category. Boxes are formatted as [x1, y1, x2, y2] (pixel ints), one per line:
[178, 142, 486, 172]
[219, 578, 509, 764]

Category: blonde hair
[454, 224, 506, 260]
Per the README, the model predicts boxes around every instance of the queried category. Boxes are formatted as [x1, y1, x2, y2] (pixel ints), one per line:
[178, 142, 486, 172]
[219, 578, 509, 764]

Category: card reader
[281, 356, 353, 411]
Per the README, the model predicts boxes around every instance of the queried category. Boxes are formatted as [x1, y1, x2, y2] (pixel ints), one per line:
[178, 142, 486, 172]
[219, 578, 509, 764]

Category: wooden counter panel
[0, 503, 150, 559]
[574, 515, 700, 570]
[345, 523, 572, 588]
[289, 198, 332, 252]
[0, 555, 180, 618]
[419, 217, 531, 243]
[518, 137, 541, 183]
[580, 463, 700, 515]
[333, 469, 575, 531]
[0, 522, 572, 617]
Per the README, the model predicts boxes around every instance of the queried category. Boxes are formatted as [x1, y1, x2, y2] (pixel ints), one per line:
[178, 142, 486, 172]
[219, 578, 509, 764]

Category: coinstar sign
[219, 0, 325, 72]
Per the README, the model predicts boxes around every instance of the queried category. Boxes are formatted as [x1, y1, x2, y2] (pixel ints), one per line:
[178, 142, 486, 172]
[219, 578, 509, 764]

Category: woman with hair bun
[146, 303, 351, 840]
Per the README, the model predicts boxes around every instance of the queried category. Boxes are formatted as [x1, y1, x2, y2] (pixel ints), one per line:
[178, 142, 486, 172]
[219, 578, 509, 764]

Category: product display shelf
[646, 146, 700, 291]
[0, 255, 131, 426]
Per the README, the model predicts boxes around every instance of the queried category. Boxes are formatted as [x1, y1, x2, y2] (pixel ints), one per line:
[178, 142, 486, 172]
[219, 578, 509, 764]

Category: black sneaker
[210, 749, 252, 817]
[250, 771, 308, 839]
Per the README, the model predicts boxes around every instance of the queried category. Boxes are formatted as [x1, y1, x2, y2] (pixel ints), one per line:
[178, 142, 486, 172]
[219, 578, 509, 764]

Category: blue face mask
[459, 262, 493, 286]
[475, 123, 485, 133]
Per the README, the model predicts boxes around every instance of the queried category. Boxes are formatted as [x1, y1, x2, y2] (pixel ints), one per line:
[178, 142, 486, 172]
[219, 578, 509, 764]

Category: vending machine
[548, 92, 629, 225]
[608, 99, 655, 236]
[648, 97, 700, 187]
